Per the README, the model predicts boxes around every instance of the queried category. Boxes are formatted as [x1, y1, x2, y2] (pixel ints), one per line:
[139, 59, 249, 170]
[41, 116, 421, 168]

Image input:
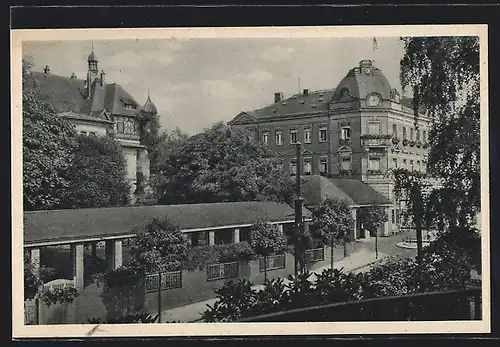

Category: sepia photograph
[11, 25, 489, 337]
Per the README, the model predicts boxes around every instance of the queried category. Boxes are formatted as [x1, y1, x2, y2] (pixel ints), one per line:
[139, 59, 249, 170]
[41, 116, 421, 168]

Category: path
[159, 232, 414, 323]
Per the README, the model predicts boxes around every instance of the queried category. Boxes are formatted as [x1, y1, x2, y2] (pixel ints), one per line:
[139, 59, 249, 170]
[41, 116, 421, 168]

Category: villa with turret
[31, 48, 158, 202]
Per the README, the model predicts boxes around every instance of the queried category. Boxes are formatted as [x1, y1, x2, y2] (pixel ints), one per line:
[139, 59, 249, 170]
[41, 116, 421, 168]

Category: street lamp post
[294, 142, 304, 276]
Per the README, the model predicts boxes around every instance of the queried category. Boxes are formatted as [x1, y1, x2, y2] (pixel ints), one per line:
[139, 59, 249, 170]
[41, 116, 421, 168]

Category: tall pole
[157, 272, 162, 323]
[294, 142, 304, 276]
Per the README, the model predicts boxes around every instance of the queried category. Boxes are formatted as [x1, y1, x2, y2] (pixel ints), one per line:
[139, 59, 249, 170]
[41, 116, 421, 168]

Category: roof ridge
[23, 201, 287, 214]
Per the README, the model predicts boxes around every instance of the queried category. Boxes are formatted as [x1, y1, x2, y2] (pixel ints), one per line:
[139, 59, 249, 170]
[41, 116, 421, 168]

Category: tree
[129, 217, 191, 273]
[249, 221, 288, 281]
[60, 134, 130, 208]
[310, 198, 355, 270]
[158, 122, 294, 205]
[399, 37, 480, 230]
[358, 206, 389, 259]
[149, 127, 190, 200]
[22, 57, 77, 211]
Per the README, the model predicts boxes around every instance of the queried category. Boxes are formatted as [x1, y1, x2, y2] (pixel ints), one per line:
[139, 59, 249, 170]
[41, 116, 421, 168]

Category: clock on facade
[366, 94, 381, 107]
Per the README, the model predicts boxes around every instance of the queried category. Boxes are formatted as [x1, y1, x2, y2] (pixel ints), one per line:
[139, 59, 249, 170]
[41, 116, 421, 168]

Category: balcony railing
[236, 287, 481, 322]
[360, 134, 392, 148]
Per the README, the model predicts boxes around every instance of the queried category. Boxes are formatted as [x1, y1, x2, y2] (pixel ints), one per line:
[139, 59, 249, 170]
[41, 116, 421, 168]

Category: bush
[100, 265, 146, 321]
[87, 312, 159, 324]
[184, 242, 257, 271]
[201, 240, 479, 322]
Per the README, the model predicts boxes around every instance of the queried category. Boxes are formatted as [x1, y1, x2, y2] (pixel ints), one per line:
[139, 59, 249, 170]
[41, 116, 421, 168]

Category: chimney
[303, 89, 309, 96]
[274, 92, 283, 103]
[70, 72, 77, 79]
[43, 65, 50, 75]
[100, 70, 105, 86]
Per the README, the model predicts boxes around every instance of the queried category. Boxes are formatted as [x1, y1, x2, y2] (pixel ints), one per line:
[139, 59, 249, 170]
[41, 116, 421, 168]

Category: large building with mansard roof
[228, 59, 432, 236]
[31, 48, 158, 202]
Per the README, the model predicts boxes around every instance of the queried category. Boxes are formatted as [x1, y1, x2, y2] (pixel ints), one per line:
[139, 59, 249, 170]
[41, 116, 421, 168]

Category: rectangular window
[392, 210, 395, 224]
[319, 157, 328, 175]
[403, 159, 407, 168]
[340, 126, 351, 139]
[410, 128, 414, 141]
[116, 118, 125, 134]
[417, 160, 421, 171]
[368, 122, 381, 135]
[410, 160, 414, 171]
[290, 158, 297, 176]
[262, 131, 269, 144]
[403, 127, 407, 140]
[304, 128, 312, 143]
[423, 130, 427, 143]
[369, 157, 381, 171]
[393, 158, 398, 168]
[290, 129, 298, 145]
[319, 126, 327, 142]
[392, 124, 398, 137]
[416, 129, 420, 142]
[275, 130, 283, 146]
[304, 158, 312, 175]
[340, 156, 351, 171]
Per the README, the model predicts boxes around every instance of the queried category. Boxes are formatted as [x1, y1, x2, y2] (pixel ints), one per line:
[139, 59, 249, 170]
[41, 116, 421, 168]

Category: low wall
[28, 244, 361, 324]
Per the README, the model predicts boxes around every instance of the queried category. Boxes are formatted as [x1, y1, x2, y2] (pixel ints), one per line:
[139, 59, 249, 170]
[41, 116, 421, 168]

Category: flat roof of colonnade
[23, 201, 312, 248]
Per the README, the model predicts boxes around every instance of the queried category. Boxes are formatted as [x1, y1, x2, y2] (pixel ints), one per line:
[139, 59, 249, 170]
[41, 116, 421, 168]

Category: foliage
[24, 251, 79, 307]
[249, 221, 288, 280]
[40, 287, 79, 307]
[201, 231, 478, 322]
[87, 312, 159, 324]
[129, 217, 191, 273]
[24, 255, 42, 301]
[360, 134, 392, 140]
[158, 122, 295, 205]
[184, 242, 257, 271]
[60, 134, 130, 208]
[22, 57, 78, 211]
[358, 206, 388, 236]
[99, 265, 146, 321]
[399, 36, 480, 230]
[311, 198, 354, 268]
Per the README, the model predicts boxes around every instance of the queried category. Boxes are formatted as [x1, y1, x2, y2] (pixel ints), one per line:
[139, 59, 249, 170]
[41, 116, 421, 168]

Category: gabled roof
[301, 175, 391, 207]
[229, 89, 336, 124]
[58, 111, 114, 124]
[23, 201, 312, 246]
[32, 72, 86, 113]
[31, 71, 140, 118]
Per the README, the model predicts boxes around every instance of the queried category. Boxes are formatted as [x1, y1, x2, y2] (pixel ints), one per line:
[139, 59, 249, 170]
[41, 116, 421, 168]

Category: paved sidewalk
[159, 247, 388, 323]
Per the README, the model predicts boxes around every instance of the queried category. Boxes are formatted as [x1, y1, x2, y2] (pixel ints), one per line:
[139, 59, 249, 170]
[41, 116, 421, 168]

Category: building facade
[228, 60, 432, 234]
[32, 50, 158, 202]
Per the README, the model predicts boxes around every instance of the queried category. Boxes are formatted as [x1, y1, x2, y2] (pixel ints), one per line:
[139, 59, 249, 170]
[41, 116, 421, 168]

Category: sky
[23, 37, 407, 135]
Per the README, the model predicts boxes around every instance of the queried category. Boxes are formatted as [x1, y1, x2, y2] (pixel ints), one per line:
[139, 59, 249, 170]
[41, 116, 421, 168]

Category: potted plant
[409, 140, 415, 147]
[402, 139, 409, 146]
[416, 141, 422, 148]
[392, 137, 400, 144]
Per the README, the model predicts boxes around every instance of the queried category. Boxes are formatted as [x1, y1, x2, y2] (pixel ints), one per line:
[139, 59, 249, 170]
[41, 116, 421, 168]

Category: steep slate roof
[237, 89, 336, 121]
[58, 111, 114, 124]
[31, 71, 140, 118]
[23, 202, 312, 246]
[301, 175, 391, 207]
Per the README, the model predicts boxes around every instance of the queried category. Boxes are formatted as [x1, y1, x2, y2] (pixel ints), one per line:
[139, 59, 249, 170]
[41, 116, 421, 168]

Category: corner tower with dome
[31, 46, 158, 203]
[228, 59, 432, 237]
